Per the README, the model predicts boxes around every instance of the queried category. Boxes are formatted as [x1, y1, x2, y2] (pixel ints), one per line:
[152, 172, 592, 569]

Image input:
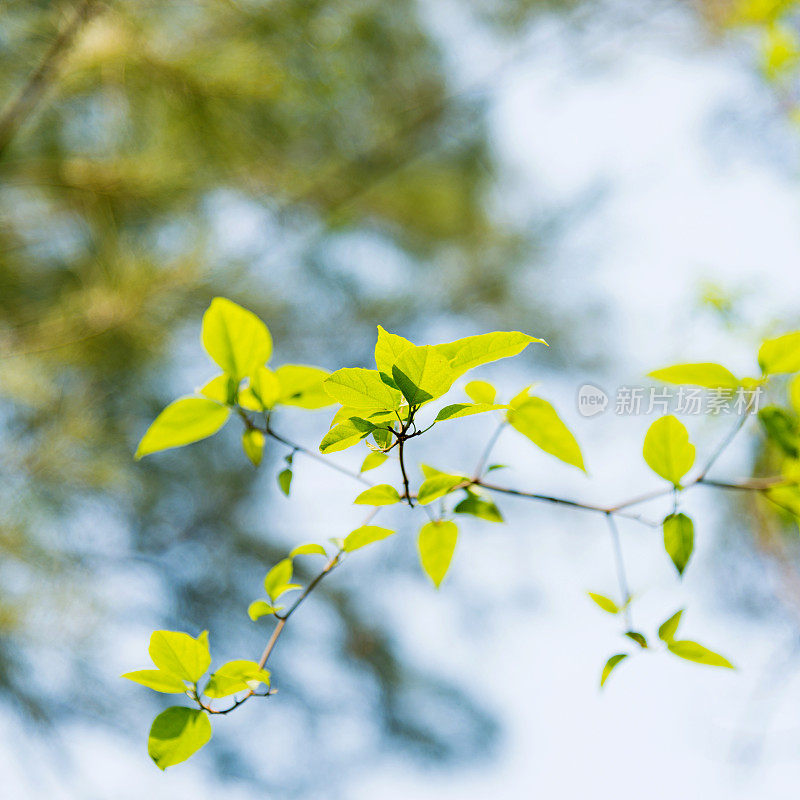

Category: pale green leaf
[277, 467, 292, 496]
[135, 398, 231, 459]
[204, 660, 271, 698]
[465, 380, 497, 405]
[663, 513, 694, 576]
[264, 559, 293, 601]
[354, 484, 401, 506]
[758, 331, 800, 375]
[667, 640, 734, 669]
[248, 366, 281, 409]
[121, 669, 187, 694]
[202, 297, 272, 380]
[289, 543, 327, 558]
[657, 610, 683, 643]
[274, 364, 334, 409]
[149, 630, 211, 683]
[434, 403, 505, 423]
[360, 451, 388, 472]
[242, 429, 264, 466]
[319, 417, 377, 453]
[600, 654, 628, 688]
[418, 520, 458, 588]
[648, 363, 740, 390]
[435, 331, 546, 378]
[392, 345, 456, 406]
[148, 707, 212, 770]
[507, 397, 585, 471]
[417, 473, 467, 505]
[343, 525, 395, 552]
[200, 374, 237, 405]
[247, 600, 278, 621]
[588, 592, 619, 614]
[453, 491, 504, 522]
[323, 368, 402, 409]
[374, 325, 414, 379]
[643, 415, 695, 485]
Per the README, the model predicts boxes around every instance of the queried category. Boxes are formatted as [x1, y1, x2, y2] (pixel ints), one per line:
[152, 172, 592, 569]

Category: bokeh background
[3, 0, 800, 796]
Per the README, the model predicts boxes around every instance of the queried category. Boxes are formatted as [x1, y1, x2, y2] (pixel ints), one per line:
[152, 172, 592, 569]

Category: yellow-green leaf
[374, 325, 414, 378]
[264, 558, 293, 601]
[323, 368, 402, 410]
[392, 345, 456, 406]
[274, 364, 334, 409]
[343, 525, 395, 552]
[648, 363, 740, 390]
[148, 706, 212, 770]
[642, 415, 695, 485]
[121, 669, 187, 694]
[453, 491, 503, 522]
[354, 484, 401, 506]
[418, 520, 458, 588]
[657, 610, 683, 643]
[148, 630, 211, 683]
[417, 473, 467, 505]
[289, 543, 327, 558]
[248, 366, 281, 409]
[242, 429, 264, 466]
[200, 374, 238, 405]
[204, 660, 270, 698]
[667, 640, 734, 669]
[507, 397, 584, 471]
[202, 297, 272, 380]
[360, 451, 388, 472]
[319, 419, 373, 453]
[600, 654, 628, 688]
[248, 600, 279, 621]
[434, 403, 505, 422]
[435, 331, 546, 378]
[588, 592, 619, 614]
[663, 513, 694, 576]
[758, 331, 800, 375]
[465, 380, 497, 404]
[135, 398, 231, 459]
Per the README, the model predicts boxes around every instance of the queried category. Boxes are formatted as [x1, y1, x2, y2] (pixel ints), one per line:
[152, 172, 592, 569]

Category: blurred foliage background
[1, 0, 798, 793]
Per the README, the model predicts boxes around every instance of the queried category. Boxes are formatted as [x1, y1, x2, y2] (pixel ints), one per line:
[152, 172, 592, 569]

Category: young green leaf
[204, 660, 271, 698]
[663, 512, 694, 576]
[319, 419, 371, 453]
[242, 429, 264, 466]
[435, 331, 546, 378]
[148, 630, 211, 683]
[360, 451, 388, 472]
[453, 491, 504, 522]
[248, 366, 281, 409]
[648, 363, 740, 390]
[248, 600, 279, 621]
[202, 297, 272, 380]
[758, 331, 800, 375]
[417, 473, 467, 505]
[274, 364, 334, 408]
[277, 467, 293, 496]
[667, 640, 734, 669]
[418, 520, 458, 588]
[289, 543, 327, 558]
[200, 374, 238, 405]
[148, 706, 212, 770]
[135, 398, 231, 459]
[374, 325, 414, 378]
[657, 609, 683, 643]
[434, 403, 504, 423]
[264, 559, 293, 601]
[587, 592, 620, 614]
[343, 525, 395, 552]
[465, 380, 497, 405]
[353, 484, 401, 506]
[642, 415, 695, 485]
[323, 368, 402, 409]
[391, 345, 456, 406]
[624, 631, 648, 649]
[600, 654, 629, 688]
[507, 397, 585, 471]
[121, 670, 188, 694]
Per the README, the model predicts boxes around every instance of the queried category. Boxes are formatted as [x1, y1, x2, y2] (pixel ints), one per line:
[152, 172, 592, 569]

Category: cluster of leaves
[128, 298, 800, 768]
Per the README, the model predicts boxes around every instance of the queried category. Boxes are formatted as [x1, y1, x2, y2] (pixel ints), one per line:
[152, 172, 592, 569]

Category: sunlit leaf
[361, 451, 388, 472]
[587, 592, 619, 614]
[435, 331, 546, 378]
[248, 366, 281, 409]
[264, 559, 293, 601]
[418, 520, 458, 588]
[135, 398, 231, 459]
[758, 331, 800, 375]
[600, 654, 628, 688]
[465, 380, 497, 405]
[323, 368, 402, 409]
[274, 364, 334, 409]
[507, 397, 585, 471]
[374, 325, 414, 380]
[247, 600, 279, 621]
[434, 403, 504, 422]
[343, 525, 395, 552]
[642, 415, 695, 486]
[759, 406, 799, 458]
[202, 297, 272, 380]
[277, 467, 293, 496]
[625, 631, 648, 649]
[417, 473, 467, 505]
[453, 491, 503, 522]
[148, 707, 212, 770]
[121, 670, 187, 694]
[353, 484, 401, 505]
[667, 640, 734, 669]
[392, 345, 456, 406]
[242, 429, 264, 466]
[289, 543, 327, 559]
[663, 512, 694, 576]
[200, 374, 238, 405]
[657, 609, 683, 643]
[648, 363, 740, 390]
[319, 419, 374, 453]
[204, 660, 270, 698]
[148, 630, 211, 683]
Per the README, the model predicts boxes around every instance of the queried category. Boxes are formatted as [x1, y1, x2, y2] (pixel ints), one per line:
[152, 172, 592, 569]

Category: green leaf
[121, 669, 187, 694]
[319, 419, 372, 453]
[323, 368, 402, 409]
[148, 707, 212, 770]
[277, 467, 293, 496]
[642, 415, 695, 485]
[625, 631, 648, 649]
[758, 331, 800, 375]
[648, 363, 740, 390]
[354, 484, 401, 506]
[435, 331, 546, 378]
[289, 543, 327, 558]
[135, 398, 231, 459]
[434, 403, 504, 423]
[507, 397, 585, 471]
[417, 473, 467, 505]
[418, 520, 458, 588]
[248, 366, 281, 409]
[247, 600, 279, 621]
[204, 660, 270, 698]
[465, 380, 497, 405]
[759, 406, 800, 458]
[667, 640, 734, 669]
[242, 429, 264, 466]
[274, 364, 334, 409]
[790, 374, 800, 415]
[361, 451, 388, 472]
[587, 592, 619, 614]
[663, 512, 694, 576]
[657, 610, 683, 643]
[453, 491, 504, 522]
[374, 325, 414, 380]
[343, 525, 395, 552]
[148, 631, 211, 683]
[201, 297, 272, 380]
[264, 559, 293, 601]
[600, 654, 628, 688]
[392, 345, 456, 406]
[200, 374, 238, 405]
